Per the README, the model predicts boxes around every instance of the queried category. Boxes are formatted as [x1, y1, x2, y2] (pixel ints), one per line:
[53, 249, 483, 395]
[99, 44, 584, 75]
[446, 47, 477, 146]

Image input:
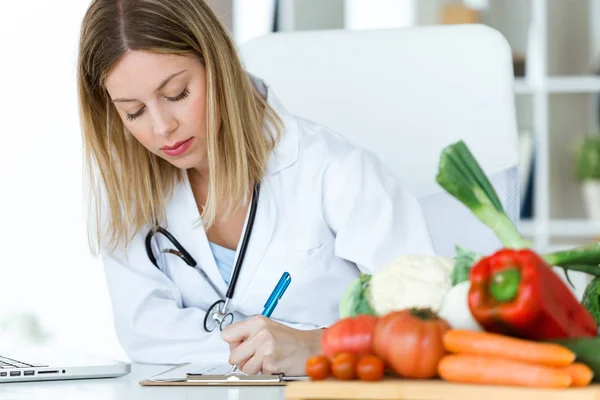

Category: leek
[544, 243, 600, 267]
[437, 140, 600, 281]
[436, 140, 530, 249]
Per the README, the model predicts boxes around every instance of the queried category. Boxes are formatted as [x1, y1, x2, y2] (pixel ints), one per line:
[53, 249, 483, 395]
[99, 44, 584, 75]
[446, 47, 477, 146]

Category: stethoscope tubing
[145, 183, 261, 332]
[223, 183, 260, 300]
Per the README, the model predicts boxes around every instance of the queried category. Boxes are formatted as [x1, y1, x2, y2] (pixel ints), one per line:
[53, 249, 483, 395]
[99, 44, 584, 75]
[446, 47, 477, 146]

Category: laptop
[0, 344, 131, 383]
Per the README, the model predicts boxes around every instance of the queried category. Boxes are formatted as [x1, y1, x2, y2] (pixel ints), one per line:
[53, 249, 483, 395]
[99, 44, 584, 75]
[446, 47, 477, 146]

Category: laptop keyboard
[0, 356, 47, 369]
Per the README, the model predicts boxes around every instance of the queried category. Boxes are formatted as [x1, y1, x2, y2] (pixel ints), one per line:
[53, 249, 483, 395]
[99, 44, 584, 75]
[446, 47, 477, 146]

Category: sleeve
[322, 147, 436, 274]
[101, 245, 230, 365]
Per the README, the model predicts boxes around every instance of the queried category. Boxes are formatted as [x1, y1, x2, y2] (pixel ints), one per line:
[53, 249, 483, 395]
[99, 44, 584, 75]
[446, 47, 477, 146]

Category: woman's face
[105, 50, 209, 171]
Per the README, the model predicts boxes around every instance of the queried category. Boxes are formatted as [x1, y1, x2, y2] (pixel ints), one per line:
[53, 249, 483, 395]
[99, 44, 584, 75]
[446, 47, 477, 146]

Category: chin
[167, 159, 196, 170]
[163, 154, 204, 171]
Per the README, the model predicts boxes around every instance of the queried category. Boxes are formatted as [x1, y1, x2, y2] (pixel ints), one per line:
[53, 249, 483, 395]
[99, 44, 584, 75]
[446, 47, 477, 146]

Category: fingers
[239, 351, 263, 375]
[228, 322, 278, 374]
[241, 353, 283, 376]
[221, 315, 268, 345]
[261, 354, 283, 375]
[228, 335, 258, 368]
[221, 319, 250, 345]
[229, 341, 242, 352]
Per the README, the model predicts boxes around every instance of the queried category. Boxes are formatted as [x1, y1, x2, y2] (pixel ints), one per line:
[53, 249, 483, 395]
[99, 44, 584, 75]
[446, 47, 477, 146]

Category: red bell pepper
[468, 248, 597, 340]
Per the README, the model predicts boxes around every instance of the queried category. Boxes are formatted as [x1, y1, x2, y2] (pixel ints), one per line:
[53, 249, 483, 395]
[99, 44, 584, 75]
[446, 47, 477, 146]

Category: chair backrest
[240, 24, 520, 257]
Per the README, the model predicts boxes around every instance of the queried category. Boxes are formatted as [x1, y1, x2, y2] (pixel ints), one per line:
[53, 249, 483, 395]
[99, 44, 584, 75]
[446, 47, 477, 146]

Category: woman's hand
[221, 316, 323, 376]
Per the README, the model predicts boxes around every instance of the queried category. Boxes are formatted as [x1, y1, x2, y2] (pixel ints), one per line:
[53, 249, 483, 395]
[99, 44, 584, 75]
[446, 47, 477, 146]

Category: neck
[189, 159, 210, 181]
[188, 168, 208, 188]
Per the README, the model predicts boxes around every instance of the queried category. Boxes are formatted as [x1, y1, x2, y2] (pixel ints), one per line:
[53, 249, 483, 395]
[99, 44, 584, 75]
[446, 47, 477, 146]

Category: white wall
[0, 1, 126, 359]
[232, 0, 275, 44]
[345, 0, 414, 30]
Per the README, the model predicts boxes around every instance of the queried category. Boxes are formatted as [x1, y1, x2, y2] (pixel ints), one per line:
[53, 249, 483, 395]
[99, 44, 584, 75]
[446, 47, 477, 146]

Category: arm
[101, 248, 228, 364]
[322, 147, 436, 273]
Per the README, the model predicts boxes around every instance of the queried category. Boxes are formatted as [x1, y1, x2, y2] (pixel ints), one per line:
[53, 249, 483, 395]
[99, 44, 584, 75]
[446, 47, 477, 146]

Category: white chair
[240, 24, 520, 257]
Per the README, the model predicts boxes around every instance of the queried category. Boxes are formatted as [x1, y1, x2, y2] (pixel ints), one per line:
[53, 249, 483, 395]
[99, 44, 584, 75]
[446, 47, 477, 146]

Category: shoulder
[294, 116, 392, 184]
[261, 80, 397, 192]
[262, 79, 375, 178]
[295, 116, 358, 159]
[290, 112, 378, 173]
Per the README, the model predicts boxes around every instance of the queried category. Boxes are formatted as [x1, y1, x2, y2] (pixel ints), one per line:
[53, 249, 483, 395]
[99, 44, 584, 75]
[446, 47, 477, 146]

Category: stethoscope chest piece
[204, 299, 234, 332]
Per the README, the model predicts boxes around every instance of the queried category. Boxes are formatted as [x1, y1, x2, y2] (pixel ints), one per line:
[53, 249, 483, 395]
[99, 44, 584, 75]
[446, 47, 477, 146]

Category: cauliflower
[367, 255, 454, 315]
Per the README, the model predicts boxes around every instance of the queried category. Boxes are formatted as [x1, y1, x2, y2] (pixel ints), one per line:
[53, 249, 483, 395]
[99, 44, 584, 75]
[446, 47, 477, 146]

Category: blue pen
[229, 272, 292, 374]
[262, 272, 292, 317]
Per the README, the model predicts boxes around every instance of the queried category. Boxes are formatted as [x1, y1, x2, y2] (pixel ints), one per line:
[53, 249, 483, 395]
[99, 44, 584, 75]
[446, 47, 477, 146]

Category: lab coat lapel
[229, 179, 276, 308]
[226, 79, 299, 309]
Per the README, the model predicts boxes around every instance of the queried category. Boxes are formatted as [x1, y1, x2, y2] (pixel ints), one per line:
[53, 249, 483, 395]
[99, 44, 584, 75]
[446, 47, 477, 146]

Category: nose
[151, 107, 178, 138]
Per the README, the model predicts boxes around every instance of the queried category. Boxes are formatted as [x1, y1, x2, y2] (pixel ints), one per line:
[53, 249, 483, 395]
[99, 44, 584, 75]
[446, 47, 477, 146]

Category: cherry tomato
[331, 352, 358, 380]
[305, 355, 331, 380]
[356, 354, 385, 381]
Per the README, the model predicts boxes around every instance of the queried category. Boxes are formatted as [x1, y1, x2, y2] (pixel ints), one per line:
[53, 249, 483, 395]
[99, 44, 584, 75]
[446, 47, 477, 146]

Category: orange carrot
[438, 354, 572, 389]
[443, 329, 575, 367]
[563, 363, 594, 387]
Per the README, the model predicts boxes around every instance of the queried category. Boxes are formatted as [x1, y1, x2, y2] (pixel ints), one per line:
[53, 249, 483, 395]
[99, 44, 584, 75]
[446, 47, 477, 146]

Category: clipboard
[186, 371, 307, 386]
[139, 364, 309, 386]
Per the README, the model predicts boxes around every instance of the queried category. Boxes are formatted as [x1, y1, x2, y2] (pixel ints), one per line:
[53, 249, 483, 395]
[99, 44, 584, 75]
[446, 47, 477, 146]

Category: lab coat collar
[247, 74, 300, 177]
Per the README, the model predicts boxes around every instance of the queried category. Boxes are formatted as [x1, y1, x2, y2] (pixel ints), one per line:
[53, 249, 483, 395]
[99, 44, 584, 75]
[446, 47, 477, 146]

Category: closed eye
[126, 107, 145, 121]
[124, 88, 190, 121]
[166, 87, 190, 102]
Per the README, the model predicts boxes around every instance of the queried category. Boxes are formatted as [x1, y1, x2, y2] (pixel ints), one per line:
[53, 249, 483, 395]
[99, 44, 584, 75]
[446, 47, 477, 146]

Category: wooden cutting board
[284, 379, 600, 400]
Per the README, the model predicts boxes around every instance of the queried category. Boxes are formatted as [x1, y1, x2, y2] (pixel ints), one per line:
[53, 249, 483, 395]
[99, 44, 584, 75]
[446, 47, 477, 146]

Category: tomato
[331, 352, 358, 380]
[356, 354, 385, 381]
[321, 315, 379, 357]
[305, 355, 331, 380]
[373, 308, 450, 379]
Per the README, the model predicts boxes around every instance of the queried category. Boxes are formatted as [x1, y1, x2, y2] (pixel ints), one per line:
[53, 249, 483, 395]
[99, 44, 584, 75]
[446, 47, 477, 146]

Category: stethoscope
[145, 183, 261, 332]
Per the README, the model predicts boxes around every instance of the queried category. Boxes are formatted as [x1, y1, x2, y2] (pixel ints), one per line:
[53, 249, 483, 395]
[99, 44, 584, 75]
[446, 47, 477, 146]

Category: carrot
[563, 363, 594, 387]
[443, 329, 575, 367]
[438, 354, 572, 389]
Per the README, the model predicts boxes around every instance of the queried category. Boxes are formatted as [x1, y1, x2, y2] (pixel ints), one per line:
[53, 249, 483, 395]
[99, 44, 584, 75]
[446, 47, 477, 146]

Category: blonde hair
[77, 0, 282, 253]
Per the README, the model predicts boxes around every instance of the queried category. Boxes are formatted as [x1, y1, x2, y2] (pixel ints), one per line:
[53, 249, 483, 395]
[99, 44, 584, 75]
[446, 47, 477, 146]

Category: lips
[160, 137, 194, 157]
[161, 138, 191, 150]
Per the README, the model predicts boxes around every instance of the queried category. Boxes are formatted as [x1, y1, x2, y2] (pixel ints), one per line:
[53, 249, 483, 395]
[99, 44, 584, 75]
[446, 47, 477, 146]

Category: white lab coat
[101, 78, 435, 365]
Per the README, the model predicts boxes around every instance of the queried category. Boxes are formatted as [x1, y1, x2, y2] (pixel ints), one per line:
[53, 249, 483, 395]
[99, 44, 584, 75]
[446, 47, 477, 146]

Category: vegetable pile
[307, 140, 600, 389]
[307, 311, 599, 388]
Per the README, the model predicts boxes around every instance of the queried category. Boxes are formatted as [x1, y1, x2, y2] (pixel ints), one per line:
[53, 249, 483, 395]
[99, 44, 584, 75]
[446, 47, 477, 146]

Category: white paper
[146, 362, 232, 382]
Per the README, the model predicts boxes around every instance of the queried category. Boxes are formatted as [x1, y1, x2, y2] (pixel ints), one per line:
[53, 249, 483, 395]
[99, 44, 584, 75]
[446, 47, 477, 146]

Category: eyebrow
[111, 70, 187, 103]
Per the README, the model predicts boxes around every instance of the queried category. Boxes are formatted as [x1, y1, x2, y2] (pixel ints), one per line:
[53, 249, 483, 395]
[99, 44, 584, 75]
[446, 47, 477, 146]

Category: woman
[77, 0, 435, 376]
